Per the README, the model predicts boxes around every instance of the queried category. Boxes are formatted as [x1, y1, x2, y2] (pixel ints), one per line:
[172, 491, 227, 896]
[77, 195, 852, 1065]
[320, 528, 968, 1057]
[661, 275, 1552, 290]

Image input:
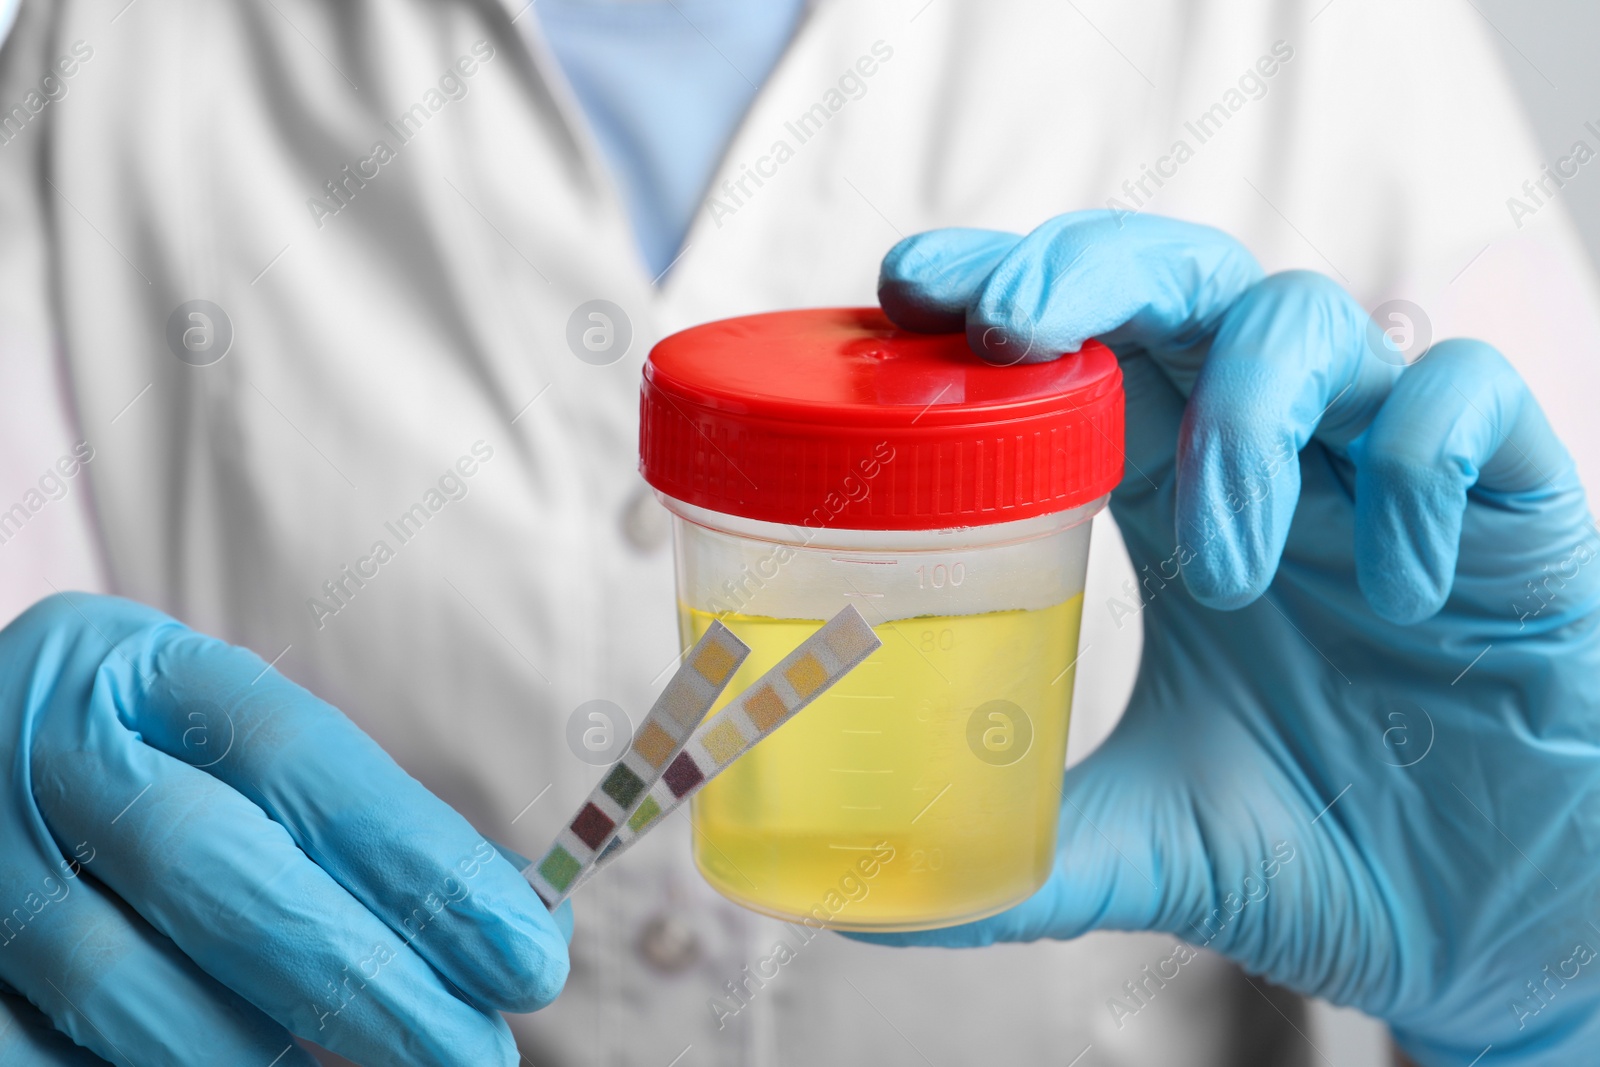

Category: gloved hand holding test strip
[525, 605, 883, 908]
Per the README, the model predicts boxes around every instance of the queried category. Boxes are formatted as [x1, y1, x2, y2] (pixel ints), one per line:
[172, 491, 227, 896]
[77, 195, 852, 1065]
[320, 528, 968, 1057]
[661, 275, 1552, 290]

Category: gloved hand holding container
[638, 308, 1123, 931]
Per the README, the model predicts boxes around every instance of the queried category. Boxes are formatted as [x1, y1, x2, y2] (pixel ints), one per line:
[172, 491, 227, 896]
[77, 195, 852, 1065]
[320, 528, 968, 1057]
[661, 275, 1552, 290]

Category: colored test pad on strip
[574, 605, 882, 889]
[526, 620, 751, 907]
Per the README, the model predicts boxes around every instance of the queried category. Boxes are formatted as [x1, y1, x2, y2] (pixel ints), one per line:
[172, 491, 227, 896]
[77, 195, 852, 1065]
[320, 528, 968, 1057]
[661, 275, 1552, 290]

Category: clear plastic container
[667, 500, 1100, 930]
[639, 308, 1123, 931]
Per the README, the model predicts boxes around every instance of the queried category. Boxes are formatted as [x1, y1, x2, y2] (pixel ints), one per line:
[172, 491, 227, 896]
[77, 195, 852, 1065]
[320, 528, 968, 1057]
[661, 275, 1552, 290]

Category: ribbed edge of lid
[639, 309, 1124, 531]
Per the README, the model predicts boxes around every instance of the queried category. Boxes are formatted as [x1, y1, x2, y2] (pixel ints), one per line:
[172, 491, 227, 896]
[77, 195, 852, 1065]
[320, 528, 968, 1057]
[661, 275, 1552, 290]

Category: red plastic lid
[639, 308, 1124, 531]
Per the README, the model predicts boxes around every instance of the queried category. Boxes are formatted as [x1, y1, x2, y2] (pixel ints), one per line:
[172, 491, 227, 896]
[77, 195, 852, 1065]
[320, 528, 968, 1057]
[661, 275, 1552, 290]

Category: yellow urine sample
[681, 595, 1083, 932]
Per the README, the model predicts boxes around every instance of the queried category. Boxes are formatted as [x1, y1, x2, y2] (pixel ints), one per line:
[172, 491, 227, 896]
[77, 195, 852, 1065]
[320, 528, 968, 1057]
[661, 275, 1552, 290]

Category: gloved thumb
[849, 695, 1317, 956]
[844, 725, 1180, 948]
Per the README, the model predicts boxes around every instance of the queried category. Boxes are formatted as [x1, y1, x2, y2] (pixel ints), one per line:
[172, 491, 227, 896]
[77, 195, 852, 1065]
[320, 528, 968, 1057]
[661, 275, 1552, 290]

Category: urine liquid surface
[682, 596, 1083, 931]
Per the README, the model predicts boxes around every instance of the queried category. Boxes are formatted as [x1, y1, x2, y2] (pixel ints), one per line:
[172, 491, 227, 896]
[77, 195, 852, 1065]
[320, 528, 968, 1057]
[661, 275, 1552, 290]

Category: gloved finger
[1355, 339, 1596, 624]
[847, 720, 1185, 950]
[878, 228, 1020, 333]
[1106, 349, 1187, 545]
[960, 211, 1263, 369]
[488, 837, 574, 945]
[34, 595, 564, 1014]
[0, 862, 316, 1067]
[847, 706, 1307, 956]
[32, 733, 520, 1067]
[1174, 271, 1399, 609]
[2, 987, 112, 1065]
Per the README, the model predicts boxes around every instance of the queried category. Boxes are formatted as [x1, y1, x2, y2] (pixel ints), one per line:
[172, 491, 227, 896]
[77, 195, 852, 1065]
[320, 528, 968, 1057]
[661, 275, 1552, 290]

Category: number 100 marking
[915, 562, 965, 589]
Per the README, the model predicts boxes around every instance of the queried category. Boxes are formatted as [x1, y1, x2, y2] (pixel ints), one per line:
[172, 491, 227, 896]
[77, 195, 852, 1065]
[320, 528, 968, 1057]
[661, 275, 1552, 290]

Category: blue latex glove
[0, 594, 571, 1066]
[865, 212, 1600, 1066]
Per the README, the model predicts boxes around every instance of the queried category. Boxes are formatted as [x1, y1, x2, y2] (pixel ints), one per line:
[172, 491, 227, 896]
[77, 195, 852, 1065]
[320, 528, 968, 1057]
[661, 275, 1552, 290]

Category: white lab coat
[2, 0, 1597, 1064]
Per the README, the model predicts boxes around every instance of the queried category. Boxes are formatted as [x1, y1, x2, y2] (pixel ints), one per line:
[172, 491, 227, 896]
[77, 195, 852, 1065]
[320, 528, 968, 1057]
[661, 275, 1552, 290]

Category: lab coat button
[636, 913, 700, 973]
[621, 484, 671, 553]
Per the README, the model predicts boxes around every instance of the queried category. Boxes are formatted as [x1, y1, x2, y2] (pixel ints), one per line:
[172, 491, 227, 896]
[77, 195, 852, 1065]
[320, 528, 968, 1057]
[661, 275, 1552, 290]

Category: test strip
[575, 605, 881, 887]
[526, 621, 750, 907]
